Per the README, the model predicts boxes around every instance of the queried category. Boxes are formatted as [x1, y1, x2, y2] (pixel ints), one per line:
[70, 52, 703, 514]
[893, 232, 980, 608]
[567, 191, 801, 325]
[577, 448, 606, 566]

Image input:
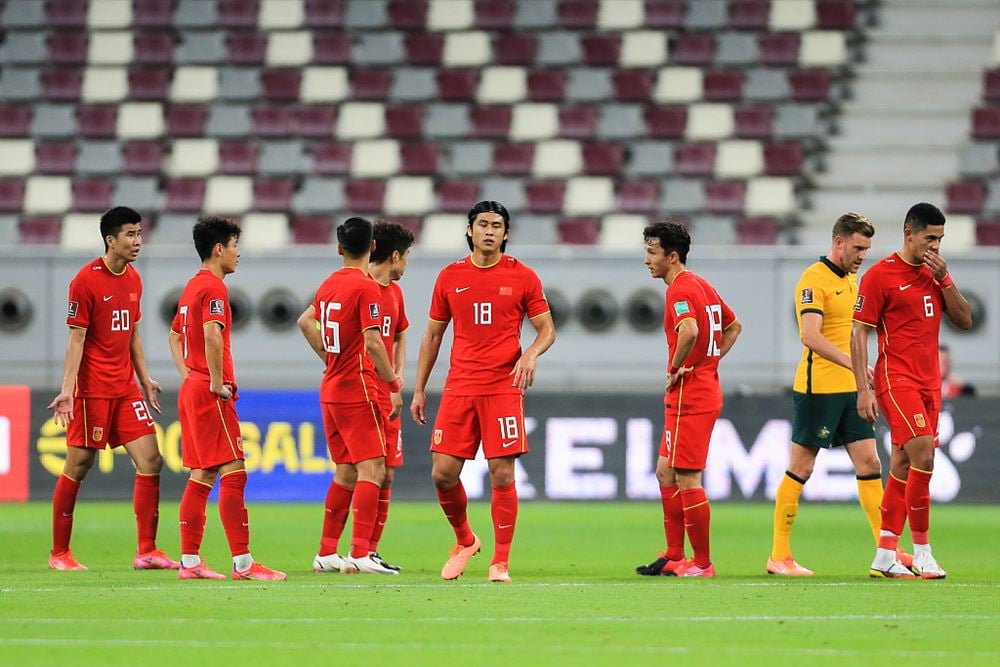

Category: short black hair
[370, 219, 415, 263]
[904, 202, 946, 232]
[337, 216, 374, 258]
[643, 221, 691, 264]
[100, 206, 141, 252]
[466, 200, 509, 252]
[193, 216, 241, 261]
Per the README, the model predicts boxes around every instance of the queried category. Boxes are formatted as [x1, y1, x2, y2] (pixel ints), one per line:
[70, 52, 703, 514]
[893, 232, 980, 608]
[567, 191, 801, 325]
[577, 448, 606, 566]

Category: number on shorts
[132, 400, 153, 426]
[319, 301, 342, 353]
[497, 416, 519, 440]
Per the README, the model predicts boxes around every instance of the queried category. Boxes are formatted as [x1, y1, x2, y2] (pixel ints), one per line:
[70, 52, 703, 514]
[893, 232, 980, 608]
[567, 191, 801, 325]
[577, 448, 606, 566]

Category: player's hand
[666, 366, 694, 390]
[389, 391, 403, 421]
[857, 390, 879, 424]
[865, 365, 875, 388]
[47, 390, 74, 427]
[922, 249, 948, 281]
[510, 351, 538, 389]
[410, 390, 427, 426]
[141, 377, 162, 414]
[212, 382, 234, 401]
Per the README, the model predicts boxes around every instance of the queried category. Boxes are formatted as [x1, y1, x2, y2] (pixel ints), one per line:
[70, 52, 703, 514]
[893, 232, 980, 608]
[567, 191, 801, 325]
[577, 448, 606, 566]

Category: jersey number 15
[320, 301, 342, 354]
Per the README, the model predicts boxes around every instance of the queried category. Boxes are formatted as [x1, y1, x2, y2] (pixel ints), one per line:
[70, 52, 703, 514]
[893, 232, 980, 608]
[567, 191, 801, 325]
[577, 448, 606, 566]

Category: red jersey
[66, 257, 143, 398]
[664, 270, 737, 415]
[853, 252, 944, 395]
[375, 279, 409, 402]
[429, 254, 550, 396]
[312, 267, 383, 404]
[170, 269, 235, 385]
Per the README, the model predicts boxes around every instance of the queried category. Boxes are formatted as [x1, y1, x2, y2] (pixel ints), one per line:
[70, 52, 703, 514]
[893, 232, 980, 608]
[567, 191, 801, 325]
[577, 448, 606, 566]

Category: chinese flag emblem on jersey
[499, 286, 512, 296]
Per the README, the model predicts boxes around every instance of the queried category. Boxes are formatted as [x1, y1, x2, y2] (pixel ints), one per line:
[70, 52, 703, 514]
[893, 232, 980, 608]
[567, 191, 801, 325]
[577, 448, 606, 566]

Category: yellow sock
[771, 473, 805, 561]
[856, 476, 884, 546]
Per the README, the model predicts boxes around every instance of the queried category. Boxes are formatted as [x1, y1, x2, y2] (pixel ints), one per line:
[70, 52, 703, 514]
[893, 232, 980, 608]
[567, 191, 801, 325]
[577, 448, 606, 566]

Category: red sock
[179, 479, 211, 555]
[219, 470, 250, 557]
[491, 483, 518, 565]
[52, 474, 81, 555]
[133, 473, 160, 553]
[878, 473, 907, 550]
[660, 484, 685, 561]
[350, 480, 380, 558]
[319, 481, 354, 556]
[680, 487, 711, 568]
[368, 487, 392, 552]
[436, 480, 475, 546]
[906, 467, 932, 545]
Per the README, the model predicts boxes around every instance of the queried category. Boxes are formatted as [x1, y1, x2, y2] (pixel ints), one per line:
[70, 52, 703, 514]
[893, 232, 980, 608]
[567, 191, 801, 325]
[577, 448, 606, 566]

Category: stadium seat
[251, 106, 293, 137]
[35, 142, 77, 174]
[438, 69, 480, 101]
[565, 177, 614, 214]
[218, 0, 261, 28]
[475, 0, 515, 29]
[537, 32, 582, 66]
[581, 34, 621, 66]
[205, 175, 253, 214]
[0, 106, 33, 137]
[654, 67, 703, 103]
[672, 34, 715, 66]
[581, 143, 623, 175]
[42, 68, 84, 101]
[613, 70, 654, 102]
[763, 141, 804, 176]
[512, 215, 559, 245]
[345, 180, 387, 212]
[558, 217, 600, 244]
[384, 105, 425, 139]
[261, 0, 304, 28]
[405, 33, 444, 65]
[313, 32, 353, 64]
[293, 106, 337, 137]
[311, 142, 353, 175]
[170, 67, 218, 102]
[336, 102, 385, 139]
[746, 68, 789, 100]
[76, 106, 118, 138]
[984, 69, 1000, 103]
[559, 106, 599, 137]
[941, 214, 976, 250]
[133, 0, 175, 27]
[770, 0, 815, 30]
[512, 103, 560, 139]
[627, 141, 674, 175]
[219, 141, 260, 174]
[0, 180, 27, 212]
[291, 214, 333, 244]
[168, 139, 219, 177]
[355, 32, 404, 66]
[444, 31, 492, 67]
[301, 67, 349, 102]
[260, 69, 302, 101]
[266, 32, 313, 66]
[705, 180, 747, 214]
[971, 108, 1000, 140]
[729, 0, 770, 30]
[746, 176, 795, 215]
[72, 178, 115, 211]
[89, 30, 134, 65]
[0, 141, 36, 176]
[438, 180, 480, 212]
[525, 181, 566, 212]
[815, 0, 855, 29]
[598, 213, 648, 249]
[400, 142, 440, 174]
[420, 213, 467, 250]
[47, 31, 89, 65]
[495, 33, 538, 65]
[0, 29, 45, 65]
[388, 0, 428, 28]
[81, 67, 128, 103]
[384, 176, 435, 215]
[716, 32, 759, 66]
[450, 141, 490, 175]
[788, 69, 831, 102]
[351, 139, 400, 177]
[480, 176, 524, 209]
[617, 180, 660, 212]
[735, 105, 774, 138]
[241, 213, 291, 249]
[690, 215, 737, 244]
[24, 176, 72, 214]
[304, 0, 346, 27]
[557, 1, 598, 29]
[351, 68, 394, 100]
[686, 103, 734, 140]
[716, 140, 764, 177]
[527, 70, 568, 101]
[645, 106, 688, 138]
[946, 180, 987, 214]
[294, 177, 344, 212]
[119, 101, 166, 141]
[80, 141, 122, 175]
[226, 32, 268, 65]
[759, 33, 800, 66]
[533, 140, 582, 177]
[674, 142, 717, 176]
[494, 143, 535, 175]
[122, 141, 164, 174]
[620, 31, 667, 67]
[800, 31, 847, 68]
[703, 70, 745, 102]
[472, 106, 514, 138]
[478, 67, 526, 103]
[113, 176, 157, 207]
[164, 178, 207, 211]
[645, 0, 685, 28]
[128, 67, 171, 100]
[736, 217, 779, 244]
[133, 31, 176, 65]
[687, 0, 728, 28]
[20, 216, 63, 243]
[958, 142, 999, 177]
[977, 218, 1000, 245]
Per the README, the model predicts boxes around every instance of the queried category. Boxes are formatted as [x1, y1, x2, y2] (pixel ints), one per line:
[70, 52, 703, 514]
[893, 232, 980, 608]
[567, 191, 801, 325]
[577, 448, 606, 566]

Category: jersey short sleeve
[201, 284, 228, 329]
[66, 275, 93, 329]
[522, 268, 550, 319]
[666, 282, 698, 330]
[358, 281, 382, 332]
[853, 265, 884, 327]
[428, 270, 452, 323]
[796, 273, 827, 317]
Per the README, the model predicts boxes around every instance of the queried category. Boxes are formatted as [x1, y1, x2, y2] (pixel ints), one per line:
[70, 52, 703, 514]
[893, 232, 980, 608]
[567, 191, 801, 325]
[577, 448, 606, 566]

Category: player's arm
[511, 311, 556, 390]
[167, 330, 188, 380]
[719, 317, 742, 359]
[392, 328, 407, 387]
[47, 327, 87, 426]
[667, 318, 698, 389]
[129, 324, 162, 413]
[364, 327, 402, 419]
[800, 312, 852, 369]
[923, 251, 973, 330]
[850, 321, 878, 423]
[204, 322, 232, 400]
[410, 319, 448, 426]
[296, 305, 326, 362]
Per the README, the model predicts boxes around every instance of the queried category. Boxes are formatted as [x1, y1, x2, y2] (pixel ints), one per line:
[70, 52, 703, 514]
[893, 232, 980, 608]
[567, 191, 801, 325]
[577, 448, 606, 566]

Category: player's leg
[121, 427, 178, 569]
[869, 445, 915, 578]
[479, 395, 526, 582]
[178, 465, 225, 580]
[369, 412, 403, 569]
[768, 442, 816, 575]
[486, 456, 516, 583]
[315, 403, 355, 572]
[843, 437, 882, 545]
[675, 467, 714, 578]
[902, 430, 945, 579]
[636, 455, 687, 576]
[49, 443, 97, 570]
[345, 455, 395, 574]
[220, 458, 286, 581]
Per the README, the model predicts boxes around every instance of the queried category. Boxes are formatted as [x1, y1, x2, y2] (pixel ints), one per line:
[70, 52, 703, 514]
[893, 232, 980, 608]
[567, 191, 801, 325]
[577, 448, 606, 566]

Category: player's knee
[139, 452, 164, 475]
[488, 468, 515, 488]
[787, 461, 814, 481]
[431, 468, 458, 490]
[855, 458, 881, 477]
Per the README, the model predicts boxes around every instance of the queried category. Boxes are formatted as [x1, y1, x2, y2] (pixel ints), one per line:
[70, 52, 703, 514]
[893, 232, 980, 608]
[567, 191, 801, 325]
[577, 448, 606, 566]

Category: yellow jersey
[792, 257, 858, 394]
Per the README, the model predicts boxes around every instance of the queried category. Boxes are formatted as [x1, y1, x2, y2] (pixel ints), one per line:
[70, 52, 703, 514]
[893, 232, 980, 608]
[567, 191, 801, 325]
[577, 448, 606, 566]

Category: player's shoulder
[797, 260, 827, 283]
[72, 257, 105, 282]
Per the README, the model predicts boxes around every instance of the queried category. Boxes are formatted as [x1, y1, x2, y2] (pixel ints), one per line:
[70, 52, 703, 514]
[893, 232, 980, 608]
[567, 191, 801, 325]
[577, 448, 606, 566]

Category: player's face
[218, 236, 240, 275]
[390, 247, 410, 281]
[907, 224, 944, 258]
[468, 213, 508, 253]
[837, 232, 871, 274]
[643, 238, 673, 279]
[108, 223, 142, 263]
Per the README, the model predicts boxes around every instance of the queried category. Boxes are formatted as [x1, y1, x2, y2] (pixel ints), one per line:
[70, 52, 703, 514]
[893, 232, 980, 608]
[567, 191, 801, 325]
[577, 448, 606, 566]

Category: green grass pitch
[1, 501, 998, 667]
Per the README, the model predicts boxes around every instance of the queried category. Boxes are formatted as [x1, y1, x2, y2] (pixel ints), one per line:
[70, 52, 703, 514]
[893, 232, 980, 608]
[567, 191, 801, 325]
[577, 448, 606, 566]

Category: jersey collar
[819, 256, 846, 278]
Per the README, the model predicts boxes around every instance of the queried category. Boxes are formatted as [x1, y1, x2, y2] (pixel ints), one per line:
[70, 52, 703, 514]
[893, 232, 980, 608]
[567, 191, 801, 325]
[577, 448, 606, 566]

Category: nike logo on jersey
[103, 295, 113, 301]
[835, 290, 845, 295]
[455, 287, 471, 293]
[899, 284, 912, 291]
[501, 439, 518, 448]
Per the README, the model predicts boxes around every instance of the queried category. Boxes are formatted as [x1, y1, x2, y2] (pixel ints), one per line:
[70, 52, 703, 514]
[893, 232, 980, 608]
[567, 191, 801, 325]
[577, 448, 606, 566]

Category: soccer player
[298, 217, 403, 575]
[410, 200, 555, 583]
[635, 222, 741, 578]
[365, 220, 415, 568]
[768, 212, 899, 576]
[852, 203, 972, 579]
[169, 216, 285, 581]
[47, 206, 178, 572]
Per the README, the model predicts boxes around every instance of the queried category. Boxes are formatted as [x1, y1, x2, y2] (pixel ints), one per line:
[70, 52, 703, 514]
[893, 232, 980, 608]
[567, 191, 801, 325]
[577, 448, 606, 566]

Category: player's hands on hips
[211, 382, 234, 401]
[47, 390, 74, 426]
[857, 389, 879, 424]
[511, 351, 538, 389]
[666, 366, 694, 390]
[389, 391, 403, 421]
[141, 377, 162, 413]
[410, 389, 427, 426]
[922, 248, 948, 281]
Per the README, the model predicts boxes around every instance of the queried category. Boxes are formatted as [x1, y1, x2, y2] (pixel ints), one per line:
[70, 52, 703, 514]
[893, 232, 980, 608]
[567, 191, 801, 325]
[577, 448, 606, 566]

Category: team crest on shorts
[209, 299, 225, 315]
[800, 288, 814, 305]
[817, 426, 830, 440]
[92, 426, 103, 442]
[68, 301, 78, 318]
[914, 414, 926, 429]
[433, 429, 443, 445]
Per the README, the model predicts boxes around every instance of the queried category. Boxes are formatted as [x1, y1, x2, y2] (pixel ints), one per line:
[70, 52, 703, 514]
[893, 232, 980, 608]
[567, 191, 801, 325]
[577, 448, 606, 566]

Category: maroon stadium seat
[351, 69, 394, 100]
[219, 141, 260, 174]
[226, 32, 268, 66]
[525, 181, 566, 212]
[122, 141, 165, 174]
[345, 180, 386, 212]
[527, 70, 567, 102]
[438, 180, 480, 212]
[704, 70, 745, 102]
[728, 0, 770, 30]
[470, 106, 512, 138]
[133, 0, 175, 27]
[164, 179, 207, 211]
[558, 106, 598, 138]
[734, 105, 774, 138]
[128, 67, 172, 100]
[945, 180, 987, 214]
[35, 142, 78, 174]
[581, 35, 621, 66]
[72, 178, 115, 211]
[312, 142, 352, 174]
[976, 218, 1000, 245]
[134, 31, 176, 65]
[293, 106, 337, 137]
[405, 34, 444, 65]
[77, 106, 118, 138]
[261, 69, 302, 101]
[313, 33, 353, 64]
[763, 142, 804, 176]
[166, 105, 208, 137]
[759, 33, 800, 66]
[645, 106, 688, 138]
[42, 68, 83, 101]
[613, 70, 653, 102]
[736, 217, 779, 244]
[617, 180, 661, 213]
[0, 106, 33, 137]
[493, 143, 534, 175]
[645, 0, 686, 28]
[21, 217, 62, 243]
[388, 0, 428, 29]
[385, 105, 426, 138]
[400, 142, 440, 174]
[983, 69, 1000, 103]
[218, 0, 260, 28]
[672, 33, 715, 66]
[437, 70, 479, 101]
[581, 143, 623, 175]
[393, 216, 423, 241]
[495, 33, 538, 66]
[705, 180, 747, 213]
[557, 0, 598, 29]
[47, 32, 89, 65]
[558, 217, 600, 244]
[253, 178, 295, 211]
[292, 214, 334, 244]
[0, 180, 27, 212]
[475, 0, 516, 29]
[46, 0, 88, 27]
[816, 0, 856, 29]
[789, 69, 831, 102]
[971, 108, 1000, 139]
[674, 142, 717, 176]
[251, 106, 293, 137]
[304, 0, 347, 28]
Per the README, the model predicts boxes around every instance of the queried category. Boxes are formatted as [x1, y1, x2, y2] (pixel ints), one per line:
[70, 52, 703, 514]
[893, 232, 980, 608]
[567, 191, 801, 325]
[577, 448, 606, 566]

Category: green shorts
[791, 391, 874, 449]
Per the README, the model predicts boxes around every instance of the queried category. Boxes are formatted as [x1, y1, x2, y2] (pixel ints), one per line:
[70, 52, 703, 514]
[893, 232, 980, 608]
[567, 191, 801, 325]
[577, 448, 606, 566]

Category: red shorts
[66, 384, 156, 449]
[322, 401, 386, 465]
[659, 409, 720, 471]
[178, 377, 243, 470]
[380, 398, 404, 467]
[431, 393, 528, 460]
[878, 388, 940, 447]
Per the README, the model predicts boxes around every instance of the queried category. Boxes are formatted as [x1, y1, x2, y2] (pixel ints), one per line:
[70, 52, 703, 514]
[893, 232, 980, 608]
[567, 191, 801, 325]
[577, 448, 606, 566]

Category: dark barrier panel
[27, 390, 999, 503]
